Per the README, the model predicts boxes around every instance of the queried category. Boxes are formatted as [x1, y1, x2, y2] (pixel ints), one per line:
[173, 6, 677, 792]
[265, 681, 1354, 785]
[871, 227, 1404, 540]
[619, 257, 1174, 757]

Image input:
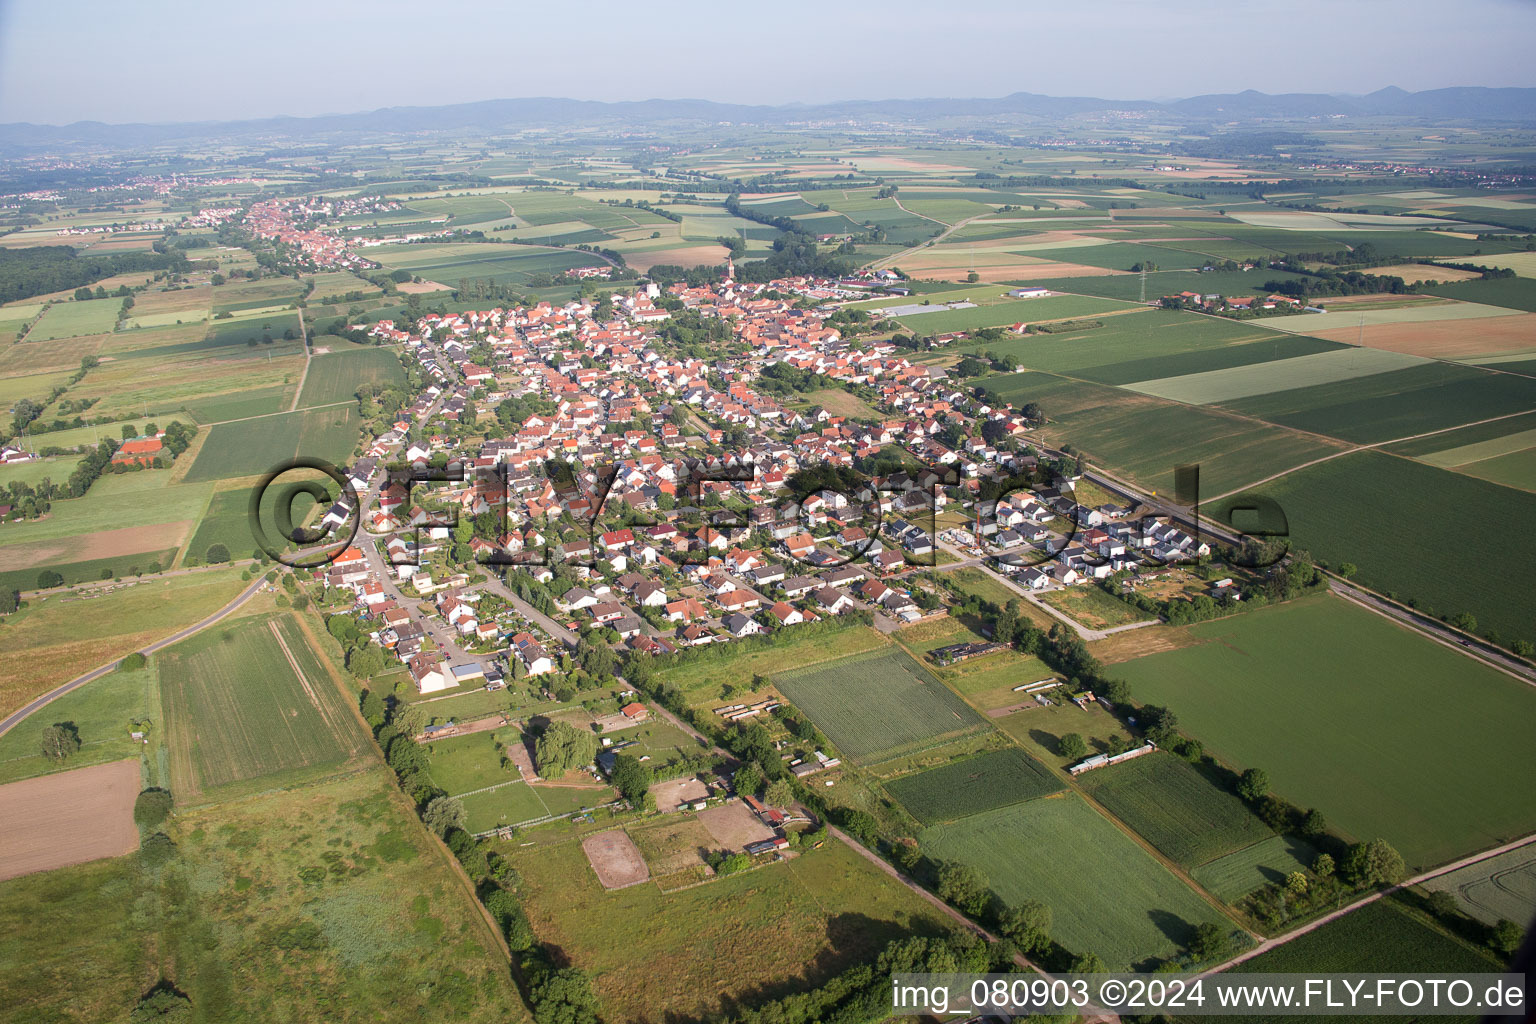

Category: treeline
[0, 246, 191, 305]
[355, 683, 603, 1024]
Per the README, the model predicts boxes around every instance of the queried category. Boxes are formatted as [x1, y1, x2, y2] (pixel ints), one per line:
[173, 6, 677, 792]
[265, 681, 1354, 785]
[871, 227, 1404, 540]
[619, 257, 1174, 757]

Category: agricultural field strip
[1417, 426, 1536, 468]
[1123, 348, 1427, 405]
[1250, 300, 1525, 335]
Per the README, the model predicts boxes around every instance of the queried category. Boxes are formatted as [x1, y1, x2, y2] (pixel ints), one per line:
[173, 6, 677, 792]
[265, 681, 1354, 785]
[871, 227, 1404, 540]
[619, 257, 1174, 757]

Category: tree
[1313, 852, 1335, 877]
[1299, 807, 1326, 837]
[120, 652, 147, 672]
[40, 722, 80, 761]
[205, 543, 230, 564]
[1071, 952, 1107, 974]
[1490, 919, 1524, 957]
[422, 796, 466, 837]
[534, 721, 597, 777]
[36, 569, 63, 589]
[130, 982, 193, 1022]
[359, 689, 386, 728]
[1058, 732, 1089, 760]
[936, 861, 990, 916]
[1236, 767, 1269, 803]
[837, 808, 878, 844]
[1188, 921, 1230, 962]
[1338, 562, 1358, 579]
[996, 899, 1052, 953]
[610, 753, 652, 804]
[528, 966, 601, 1024]
[1342, 838, 1406, 887]
[732, 762, 763, 798]
[1450, 611, 1478, 633]
[134, 788, 174, 830]
[764, 778, 794, 809]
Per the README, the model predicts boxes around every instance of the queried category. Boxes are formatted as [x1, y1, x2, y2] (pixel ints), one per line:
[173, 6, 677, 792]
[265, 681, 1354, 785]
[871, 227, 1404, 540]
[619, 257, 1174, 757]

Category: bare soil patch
[395, 280, 449, 294]
[1370, 264, 1484, 285]
[697, 800, 775, 851]
[628, 817, 713, 876]
[0, 521, 193, 571]
[0, 759, 140, 881]
[650, 776, 709, 813]
[1314, 314, 1536, 358]
[582, 829, 649, 889]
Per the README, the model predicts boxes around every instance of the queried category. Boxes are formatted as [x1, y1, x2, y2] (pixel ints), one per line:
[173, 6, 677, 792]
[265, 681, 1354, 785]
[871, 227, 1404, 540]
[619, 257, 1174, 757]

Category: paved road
[0, 574, 268, 740]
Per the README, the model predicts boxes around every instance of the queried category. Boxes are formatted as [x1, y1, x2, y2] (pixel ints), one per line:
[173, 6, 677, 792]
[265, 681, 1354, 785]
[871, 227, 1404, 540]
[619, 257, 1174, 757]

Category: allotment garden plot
[773, 646, 985, 763]
[158, 613, 368, 799]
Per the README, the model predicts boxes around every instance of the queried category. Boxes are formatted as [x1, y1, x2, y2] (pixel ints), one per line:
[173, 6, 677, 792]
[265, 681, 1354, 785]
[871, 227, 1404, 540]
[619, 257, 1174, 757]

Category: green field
[1223, 362, 1536, 444]
[1212, 897, 1498, 973]
[1420, 844, 1536, 927]
[774, 646, 986, 762]
[988, 369, 1342, 496]
[1078, 752, 1275, 867]
[1425, 276, 1536, 313]
[1212, 451, 1536, 646]
[24, 298, 119, 341]
[976, 309, 1343, 386]
[182, 406, 359, 482]
[1190, 835, 1320, 903]
[158, 613, 367, 798]
[885, 747, 1063, 824]
[298, 346, 405, 408]
[0, 769, 526, 1024]
[919, 795, 1228, 968]
[1126, 348, 1427, 405]
[182, 385, 291, 423]
[1115, 595, 1536, 868]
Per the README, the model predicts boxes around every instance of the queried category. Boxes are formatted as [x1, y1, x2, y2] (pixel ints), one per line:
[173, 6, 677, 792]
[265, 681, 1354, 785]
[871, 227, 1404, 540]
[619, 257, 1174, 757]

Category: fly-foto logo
[247, 455, 1290, 571]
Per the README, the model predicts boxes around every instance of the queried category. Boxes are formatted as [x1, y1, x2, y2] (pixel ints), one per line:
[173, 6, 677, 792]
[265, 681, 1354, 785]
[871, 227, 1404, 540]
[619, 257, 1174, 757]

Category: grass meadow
[0, 768, 528, 1024]
[182, 405, 359, 482]
[24, 298, 120, 340]
[1115, 595, 1536, 868]
[0, 662, 159, 784]
[1190, 835, 1320, 903]
[508, 834, 948, 1023]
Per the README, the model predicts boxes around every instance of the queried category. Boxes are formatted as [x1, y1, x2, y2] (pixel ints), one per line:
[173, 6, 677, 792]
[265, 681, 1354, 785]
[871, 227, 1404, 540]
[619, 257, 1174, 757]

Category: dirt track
[0, 759, 140, 881]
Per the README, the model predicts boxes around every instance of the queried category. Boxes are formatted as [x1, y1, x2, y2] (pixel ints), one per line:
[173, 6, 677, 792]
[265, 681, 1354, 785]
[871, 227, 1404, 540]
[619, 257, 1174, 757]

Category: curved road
[0, 575, 267, 741]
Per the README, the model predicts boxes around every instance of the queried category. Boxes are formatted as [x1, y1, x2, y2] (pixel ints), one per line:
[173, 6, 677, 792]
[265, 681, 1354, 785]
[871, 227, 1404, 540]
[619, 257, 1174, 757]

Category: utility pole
[1139, 266, 1147, 304]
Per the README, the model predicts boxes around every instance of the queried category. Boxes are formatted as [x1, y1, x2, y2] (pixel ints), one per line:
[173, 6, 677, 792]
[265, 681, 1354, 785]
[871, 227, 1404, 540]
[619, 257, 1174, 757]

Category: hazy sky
[2, 0, 1535, 125]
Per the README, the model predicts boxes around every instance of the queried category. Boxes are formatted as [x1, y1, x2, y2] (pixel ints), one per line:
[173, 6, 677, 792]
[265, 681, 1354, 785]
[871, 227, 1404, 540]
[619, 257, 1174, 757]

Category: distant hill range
[3, 86, 1534, 150]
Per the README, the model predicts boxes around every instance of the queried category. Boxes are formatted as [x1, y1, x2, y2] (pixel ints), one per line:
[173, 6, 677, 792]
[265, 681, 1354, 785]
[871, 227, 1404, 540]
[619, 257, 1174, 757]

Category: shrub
[133, 788, 174, 830]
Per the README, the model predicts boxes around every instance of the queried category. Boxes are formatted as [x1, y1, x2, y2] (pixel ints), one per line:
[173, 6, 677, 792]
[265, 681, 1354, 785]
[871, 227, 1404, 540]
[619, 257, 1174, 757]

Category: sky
[2, 0, 1535, 125]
